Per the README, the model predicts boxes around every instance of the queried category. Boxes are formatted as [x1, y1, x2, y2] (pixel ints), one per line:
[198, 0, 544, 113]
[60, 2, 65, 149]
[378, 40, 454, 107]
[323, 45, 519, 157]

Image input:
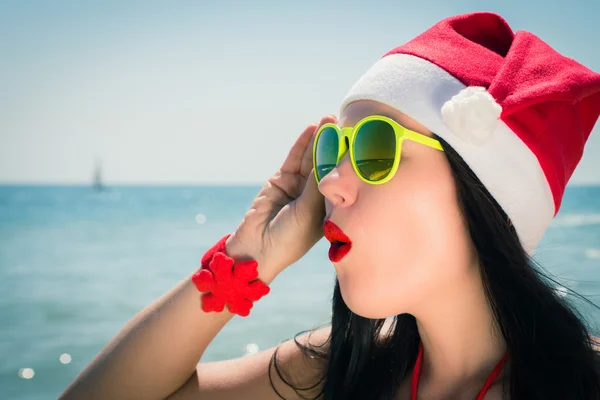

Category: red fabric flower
[192, 235, 270, 317]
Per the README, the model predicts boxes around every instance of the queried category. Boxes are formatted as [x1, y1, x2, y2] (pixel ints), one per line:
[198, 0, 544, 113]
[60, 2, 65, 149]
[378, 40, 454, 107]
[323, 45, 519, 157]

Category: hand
[225, 115, 338, 282]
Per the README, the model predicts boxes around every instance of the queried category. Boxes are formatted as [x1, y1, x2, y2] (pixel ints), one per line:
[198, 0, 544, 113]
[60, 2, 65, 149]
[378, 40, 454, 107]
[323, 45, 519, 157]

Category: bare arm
[59, 117, 337, 400]
[59, 248, 290, 400]
[165, 318, 398, 399]
[167, 326, 330, 400]
[59, 273, 238, 400]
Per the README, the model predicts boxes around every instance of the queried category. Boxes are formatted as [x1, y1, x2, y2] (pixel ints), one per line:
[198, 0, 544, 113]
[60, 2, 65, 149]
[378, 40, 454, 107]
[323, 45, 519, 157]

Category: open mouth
[324, 220, 352, 263]
[329, 240, 351, 262]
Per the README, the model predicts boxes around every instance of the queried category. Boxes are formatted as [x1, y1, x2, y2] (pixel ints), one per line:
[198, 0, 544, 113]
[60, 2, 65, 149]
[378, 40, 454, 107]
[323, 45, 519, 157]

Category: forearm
[59, 275, 233, 400]
[60, 260, 279, 400]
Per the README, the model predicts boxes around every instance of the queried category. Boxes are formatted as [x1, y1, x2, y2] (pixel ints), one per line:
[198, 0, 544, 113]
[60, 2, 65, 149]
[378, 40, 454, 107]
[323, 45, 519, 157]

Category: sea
[1, 184, 599, 400]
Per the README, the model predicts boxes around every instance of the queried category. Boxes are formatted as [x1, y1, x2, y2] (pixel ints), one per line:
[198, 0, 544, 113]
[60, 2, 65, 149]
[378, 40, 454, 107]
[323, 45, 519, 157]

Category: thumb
[295, 169, 325, 222]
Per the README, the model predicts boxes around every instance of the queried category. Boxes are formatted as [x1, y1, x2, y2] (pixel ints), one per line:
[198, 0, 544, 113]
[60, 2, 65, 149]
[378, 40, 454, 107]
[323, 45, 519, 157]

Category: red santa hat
[340, 12, 600, 254]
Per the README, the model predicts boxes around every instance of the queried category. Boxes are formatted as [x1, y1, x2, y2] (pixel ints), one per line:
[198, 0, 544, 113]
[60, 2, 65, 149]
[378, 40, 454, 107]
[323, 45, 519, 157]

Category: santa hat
[340, 12, 600, 255]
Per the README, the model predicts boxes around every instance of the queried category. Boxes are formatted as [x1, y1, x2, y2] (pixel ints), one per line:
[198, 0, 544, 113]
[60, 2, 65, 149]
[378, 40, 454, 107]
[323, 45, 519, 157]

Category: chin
[338, 282, 400, 319]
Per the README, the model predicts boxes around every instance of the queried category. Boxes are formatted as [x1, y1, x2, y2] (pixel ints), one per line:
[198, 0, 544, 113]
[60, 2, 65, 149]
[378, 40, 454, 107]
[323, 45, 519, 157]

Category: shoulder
[168, 326, 332, 400]
[245, 325, 332, 395]
[274, 324, 331, 372]
[272, 318, 397, 387]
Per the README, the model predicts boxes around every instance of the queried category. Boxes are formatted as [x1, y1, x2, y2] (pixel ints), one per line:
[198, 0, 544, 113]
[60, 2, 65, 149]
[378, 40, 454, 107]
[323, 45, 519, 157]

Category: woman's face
[318, 100, 478, 319]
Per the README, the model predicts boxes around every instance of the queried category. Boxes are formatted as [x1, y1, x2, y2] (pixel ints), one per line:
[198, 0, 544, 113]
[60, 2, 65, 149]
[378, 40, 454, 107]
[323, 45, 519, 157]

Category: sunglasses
[313, 115, 444, 185]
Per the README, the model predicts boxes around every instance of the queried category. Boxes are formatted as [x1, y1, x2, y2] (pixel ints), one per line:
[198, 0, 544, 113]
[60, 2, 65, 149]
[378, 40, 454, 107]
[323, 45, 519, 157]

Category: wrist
[224, 233, 281, 284]
[191, 233, 273, 317]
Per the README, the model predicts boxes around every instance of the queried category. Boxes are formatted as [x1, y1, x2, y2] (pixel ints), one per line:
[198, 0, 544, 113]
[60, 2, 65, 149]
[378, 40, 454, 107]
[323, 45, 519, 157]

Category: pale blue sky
[1, 0, 599, 185]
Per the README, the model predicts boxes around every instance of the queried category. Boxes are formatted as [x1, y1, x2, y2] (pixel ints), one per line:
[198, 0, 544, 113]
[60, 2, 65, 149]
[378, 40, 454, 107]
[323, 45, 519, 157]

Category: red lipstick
[323, 220, 352, 262]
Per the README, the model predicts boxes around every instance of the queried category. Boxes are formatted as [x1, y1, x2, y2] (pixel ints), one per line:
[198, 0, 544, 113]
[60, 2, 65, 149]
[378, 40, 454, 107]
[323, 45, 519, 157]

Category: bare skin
[323, 100, 508, 399]
[59, 101, 513, 400]
[59, 114, 338, 400]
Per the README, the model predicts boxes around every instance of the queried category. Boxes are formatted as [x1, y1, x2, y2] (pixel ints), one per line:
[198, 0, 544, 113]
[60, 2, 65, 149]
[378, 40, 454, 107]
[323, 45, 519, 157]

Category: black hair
[269, 136, 600, 399]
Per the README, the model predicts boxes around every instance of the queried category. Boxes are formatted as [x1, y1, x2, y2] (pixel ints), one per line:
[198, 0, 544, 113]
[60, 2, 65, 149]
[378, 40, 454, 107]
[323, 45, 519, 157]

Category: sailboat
[92, 158, 105, 191]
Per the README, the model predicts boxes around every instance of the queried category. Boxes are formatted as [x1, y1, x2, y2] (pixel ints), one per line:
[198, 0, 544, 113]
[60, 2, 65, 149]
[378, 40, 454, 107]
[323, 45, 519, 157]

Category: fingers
[280, 123, 318, 175]
[299, 114, 337, 178]
[295, 167, 325, 224]
[280, 114, 338, 177]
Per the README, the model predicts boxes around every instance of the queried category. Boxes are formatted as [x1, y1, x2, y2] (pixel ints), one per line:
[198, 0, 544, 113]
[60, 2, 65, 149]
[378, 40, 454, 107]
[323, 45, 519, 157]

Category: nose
[318, 151, 359, 207]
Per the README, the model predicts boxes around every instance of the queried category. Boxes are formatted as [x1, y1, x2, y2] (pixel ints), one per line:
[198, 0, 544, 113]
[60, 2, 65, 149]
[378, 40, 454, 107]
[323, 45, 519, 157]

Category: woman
[60, 12, 600, 400]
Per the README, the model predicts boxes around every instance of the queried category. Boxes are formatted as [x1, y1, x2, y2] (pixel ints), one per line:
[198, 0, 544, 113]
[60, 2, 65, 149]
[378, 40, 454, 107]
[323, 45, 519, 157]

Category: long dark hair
[269, 136, 600, 399]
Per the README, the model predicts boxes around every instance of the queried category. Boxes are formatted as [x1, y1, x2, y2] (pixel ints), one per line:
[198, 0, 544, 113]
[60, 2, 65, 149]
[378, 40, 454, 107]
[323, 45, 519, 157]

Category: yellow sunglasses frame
[313, 115, 444, 185]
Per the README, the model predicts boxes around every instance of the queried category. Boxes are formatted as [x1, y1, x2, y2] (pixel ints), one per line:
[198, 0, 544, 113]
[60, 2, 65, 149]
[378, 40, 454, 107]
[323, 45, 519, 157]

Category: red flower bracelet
[192, 234, 270, 317]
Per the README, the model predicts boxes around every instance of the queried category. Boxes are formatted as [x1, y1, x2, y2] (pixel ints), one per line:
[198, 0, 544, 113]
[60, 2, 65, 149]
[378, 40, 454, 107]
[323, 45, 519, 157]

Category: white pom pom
[441, 87, 502, 145]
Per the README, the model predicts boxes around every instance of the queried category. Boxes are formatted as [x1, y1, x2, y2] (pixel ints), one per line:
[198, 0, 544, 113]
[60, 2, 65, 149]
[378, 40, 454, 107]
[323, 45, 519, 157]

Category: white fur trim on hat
[340, 53, 554, 255]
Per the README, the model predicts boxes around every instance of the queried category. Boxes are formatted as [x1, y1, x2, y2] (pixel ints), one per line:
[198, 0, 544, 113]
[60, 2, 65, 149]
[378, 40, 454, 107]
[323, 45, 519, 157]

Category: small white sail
[92, 158, 104, 191]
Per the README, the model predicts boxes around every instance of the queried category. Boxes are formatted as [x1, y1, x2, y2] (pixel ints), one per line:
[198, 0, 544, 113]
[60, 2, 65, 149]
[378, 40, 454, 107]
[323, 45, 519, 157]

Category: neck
[413, 267, 508, 395]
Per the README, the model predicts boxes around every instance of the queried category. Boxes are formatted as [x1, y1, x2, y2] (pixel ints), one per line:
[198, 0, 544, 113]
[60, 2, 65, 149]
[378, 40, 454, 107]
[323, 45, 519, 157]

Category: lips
[323, 220, 352, 262]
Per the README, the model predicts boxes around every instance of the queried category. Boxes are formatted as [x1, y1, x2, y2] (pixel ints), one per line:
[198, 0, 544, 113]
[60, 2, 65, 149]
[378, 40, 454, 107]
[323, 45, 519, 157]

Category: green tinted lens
[315, 127, 339, 181]
[354, 120, 396, 181]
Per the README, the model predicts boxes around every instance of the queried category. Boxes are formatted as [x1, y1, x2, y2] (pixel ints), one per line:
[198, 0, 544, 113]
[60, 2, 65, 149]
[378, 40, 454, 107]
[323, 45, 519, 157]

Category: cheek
[340, 166, 473, 317]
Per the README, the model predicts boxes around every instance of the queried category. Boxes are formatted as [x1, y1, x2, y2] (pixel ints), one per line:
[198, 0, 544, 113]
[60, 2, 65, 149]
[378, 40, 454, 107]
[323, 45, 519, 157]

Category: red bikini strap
[410, 341, 508, 400]
[410, 342, 424, 400]
[476, 350, 509, 400]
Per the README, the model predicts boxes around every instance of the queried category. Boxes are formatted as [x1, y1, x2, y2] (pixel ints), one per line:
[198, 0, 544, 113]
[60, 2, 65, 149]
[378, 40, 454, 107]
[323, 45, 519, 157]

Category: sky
[1, 0, 599, 185]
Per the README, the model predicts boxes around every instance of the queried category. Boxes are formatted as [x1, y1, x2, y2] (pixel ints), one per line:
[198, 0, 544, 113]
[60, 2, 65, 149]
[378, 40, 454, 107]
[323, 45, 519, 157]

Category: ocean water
[1, 184, 599, 399]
